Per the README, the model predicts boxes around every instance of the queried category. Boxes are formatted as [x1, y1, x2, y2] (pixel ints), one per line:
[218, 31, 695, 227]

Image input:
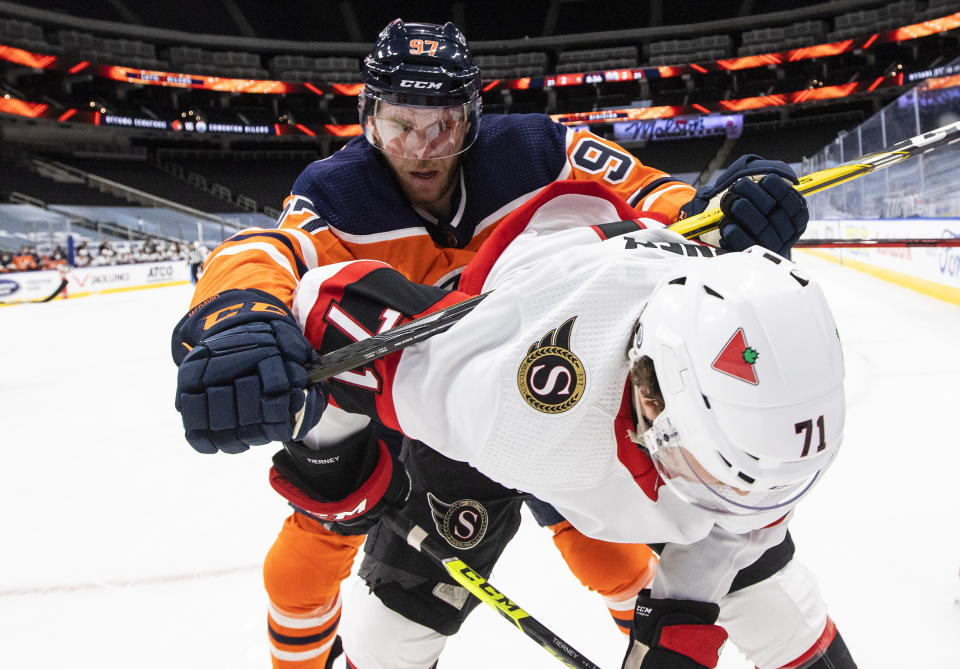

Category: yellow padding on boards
[1, 280, 191, 307]
[799, 249, 960, 306]
[60, 280, 191, 299]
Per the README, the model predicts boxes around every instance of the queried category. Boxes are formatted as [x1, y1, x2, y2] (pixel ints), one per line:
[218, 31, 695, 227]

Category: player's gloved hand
[171, 288, 325, 454]
[269, 427, 411, 535]
[679, 154, 808, 257]
[622, 590, 728, 669]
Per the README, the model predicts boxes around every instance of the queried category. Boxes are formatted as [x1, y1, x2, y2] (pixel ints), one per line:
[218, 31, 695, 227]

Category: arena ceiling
[26, 0, 886, 43]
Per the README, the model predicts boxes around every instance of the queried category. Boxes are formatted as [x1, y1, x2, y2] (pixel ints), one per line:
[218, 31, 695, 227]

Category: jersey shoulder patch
[277, 194, 323, 230]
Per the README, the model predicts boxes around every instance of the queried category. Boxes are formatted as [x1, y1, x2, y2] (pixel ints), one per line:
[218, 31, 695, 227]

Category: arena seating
[45, 156, 245, 213]
[721, 118, 862, 167]
[647, 35, 732, 66]
[0, 155, 132, 207]
[630, 136, 726, 176]
[0, 0, 955, 242]
[738, 21, 828, 56]
[156, 152, 316, 212]
[828, 1, 921, 40]
[268, 55, 361, 83]
[0, 203, 73, 248]
[554, 47, 637, 74]
[0, 17, 53, 53]
[0, 1, 953, 89]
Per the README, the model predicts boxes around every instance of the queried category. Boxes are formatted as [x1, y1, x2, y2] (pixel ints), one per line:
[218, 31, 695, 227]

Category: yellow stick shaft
[666, 120, 960, 240]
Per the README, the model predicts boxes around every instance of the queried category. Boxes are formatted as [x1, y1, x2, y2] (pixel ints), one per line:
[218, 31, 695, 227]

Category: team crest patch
[517, 317, 586, 414]
[711, 328, 759, 384]
[427, 493, 489, 550]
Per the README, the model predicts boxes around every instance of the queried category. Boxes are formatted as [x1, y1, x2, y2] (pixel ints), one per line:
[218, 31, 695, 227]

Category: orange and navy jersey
[192, 113, 695, 310]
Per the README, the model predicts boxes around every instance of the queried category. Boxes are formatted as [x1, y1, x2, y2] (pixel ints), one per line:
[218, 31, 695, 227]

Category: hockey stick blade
[381, 512, 603, 669]
[306, 293, 487, 382]
[668, 119, 960, 240]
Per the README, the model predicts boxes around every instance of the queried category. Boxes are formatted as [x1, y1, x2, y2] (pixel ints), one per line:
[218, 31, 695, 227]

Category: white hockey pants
[341, 559, 829, 669]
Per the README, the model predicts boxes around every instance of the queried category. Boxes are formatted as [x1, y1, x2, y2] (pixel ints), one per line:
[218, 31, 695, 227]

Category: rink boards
[3, 224, 960, 306]
[802, 218, 960, 304]
[0, 260, 190, 303]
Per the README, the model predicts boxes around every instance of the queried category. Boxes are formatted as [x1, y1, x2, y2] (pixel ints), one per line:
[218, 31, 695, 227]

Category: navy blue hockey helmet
[359, 19, 482, 160]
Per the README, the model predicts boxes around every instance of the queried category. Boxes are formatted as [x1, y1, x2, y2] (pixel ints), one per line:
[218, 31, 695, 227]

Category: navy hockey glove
[269, 427, 411, 535]
[679, 154, 808, 257]
[172, 288, 325, 454]
[622, 591, 728, 669]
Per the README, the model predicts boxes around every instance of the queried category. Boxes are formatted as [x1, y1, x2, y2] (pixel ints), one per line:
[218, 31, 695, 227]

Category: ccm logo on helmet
[400, 79, 443, 89]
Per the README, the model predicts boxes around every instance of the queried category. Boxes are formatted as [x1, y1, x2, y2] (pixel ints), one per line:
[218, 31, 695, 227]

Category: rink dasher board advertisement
[0, 261, 190, 302]
[0, 270, 64, 301]
[803, 218, 960, 293]
[67, 261, 191, 296]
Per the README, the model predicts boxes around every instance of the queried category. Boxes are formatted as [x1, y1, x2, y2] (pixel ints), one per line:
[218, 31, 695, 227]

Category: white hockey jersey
[295, 181, 790, 601]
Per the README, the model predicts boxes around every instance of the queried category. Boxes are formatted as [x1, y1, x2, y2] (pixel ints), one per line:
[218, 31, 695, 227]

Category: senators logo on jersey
[427, 492, 489, 550]
[517, 317, 585, 414]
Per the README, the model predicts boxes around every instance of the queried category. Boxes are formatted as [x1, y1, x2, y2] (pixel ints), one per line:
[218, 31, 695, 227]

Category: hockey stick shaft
[306, 293, 487, 382]
[380, 512, 603, 669]
[667, 119, 960, 240]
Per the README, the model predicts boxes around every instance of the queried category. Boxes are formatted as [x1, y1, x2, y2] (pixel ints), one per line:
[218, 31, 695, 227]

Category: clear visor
[360, 95, 480, 160]
[640, 409, 820, 516]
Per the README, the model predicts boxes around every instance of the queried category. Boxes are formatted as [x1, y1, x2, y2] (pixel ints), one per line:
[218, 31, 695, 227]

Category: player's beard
[386, 154, 461, 217]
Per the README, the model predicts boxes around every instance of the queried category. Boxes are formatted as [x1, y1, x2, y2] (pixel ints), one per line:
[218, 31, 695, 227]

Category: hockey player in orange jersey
[172, 19, 810, 667]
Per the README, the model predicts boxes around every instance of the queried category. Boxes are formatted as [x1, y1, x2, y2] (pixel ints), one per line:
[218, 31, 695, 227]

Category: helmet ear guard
[627, 248, 845, 517]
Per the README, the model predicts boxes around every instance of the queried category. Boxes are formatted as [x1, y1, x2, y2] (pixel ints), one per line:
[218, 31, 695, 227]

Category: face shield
[360, 91, 480, 161]
[638, 408, 823, 517]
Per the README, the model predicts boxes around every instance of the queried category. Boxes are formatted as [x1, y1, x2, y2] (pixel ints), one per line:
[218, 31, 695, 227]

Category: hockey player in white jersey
[258, 179, 857, 668]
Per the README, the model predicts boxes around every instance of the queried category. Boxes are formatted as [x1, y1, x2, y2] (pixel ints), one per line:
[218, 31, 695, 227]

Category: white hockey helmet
[627, 247, 845, 517]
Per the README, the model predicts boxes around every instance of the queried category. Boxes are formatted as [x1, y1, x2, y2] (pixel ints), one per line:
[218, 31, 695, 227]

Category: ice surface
[1, 252, 958, 668]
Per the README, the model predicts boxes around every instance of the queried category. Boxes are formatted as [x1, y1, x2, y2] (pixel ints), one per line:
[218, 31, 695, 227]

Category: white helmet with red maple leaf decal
[627, 246, 845, 518]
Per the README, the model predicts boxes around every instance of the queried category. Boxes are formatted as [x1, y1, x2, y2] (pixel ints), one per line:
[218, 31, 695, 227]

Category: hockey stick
[380, 511, 603, 669]
[667, 119, 960, 240]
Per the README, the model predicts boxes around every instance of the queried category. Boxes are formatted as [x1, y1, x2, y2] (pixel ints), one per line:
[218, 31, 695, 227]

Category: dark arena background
[0, 2, 958, 668]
